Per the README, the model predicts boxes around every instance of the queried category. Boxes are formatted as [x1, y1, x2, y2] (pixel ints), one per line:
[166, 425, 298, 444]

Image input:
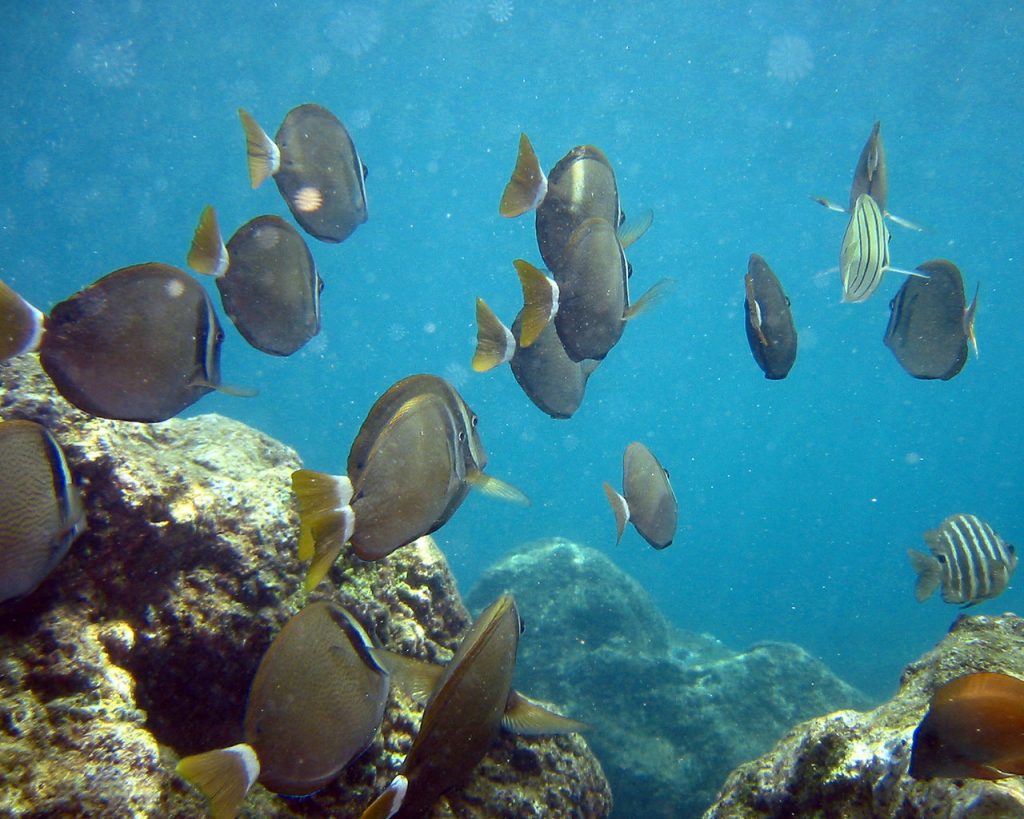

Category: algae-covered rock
[0, 356, 610, 818]
[468, 538, 870, 819]
[704, 613, 1024, 818]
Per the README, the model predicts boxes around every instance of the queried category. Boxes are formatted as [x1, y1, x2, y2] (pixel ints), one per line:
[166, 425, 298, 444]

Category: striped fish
[908, 513, 1017, 607]
[839, 193, 892, 303]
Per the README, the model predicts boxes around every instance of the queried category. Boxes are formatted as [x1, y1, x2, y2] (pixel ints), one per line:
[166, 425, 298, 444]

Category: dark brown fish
[0, 419, 86, 604]
[188, 206, 322, 356]
[744, 254, 797, 379]
[603, 442, 677, 549]
[292, 375, 526, 589]
[849, 120, 888, 212]
[884, 259, 978, 380]
[910, 672, 1024, 780]
[240, 105, 368, 243]
[177, 602, 390, 818]
[39, 263, 228, 422]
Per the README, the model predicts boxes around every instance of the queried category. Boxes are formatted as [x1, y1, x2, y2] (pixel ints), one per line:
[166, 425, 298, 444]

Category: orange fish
[910, 671, 1024, 780]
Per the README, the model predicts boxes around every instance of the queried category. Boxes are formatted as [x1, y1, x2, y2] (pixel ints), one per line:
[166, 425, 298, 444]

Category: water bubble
[766, 34, 814, 83]
[487, 0, 514, 23]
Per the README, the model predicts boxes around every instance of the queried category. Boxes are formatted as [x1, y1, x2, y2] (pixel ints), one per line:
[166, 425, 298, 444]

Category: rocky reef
[704, 612, 1024, 818]
[466, 538, 871, 819]
[0, 356, 610, 818]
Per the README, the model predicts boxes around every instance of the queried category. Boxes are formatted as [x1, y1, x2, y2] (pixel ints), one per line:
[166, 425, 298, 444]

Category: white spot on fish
[293, 187, 324, 213]
[165, 279, 186, 299]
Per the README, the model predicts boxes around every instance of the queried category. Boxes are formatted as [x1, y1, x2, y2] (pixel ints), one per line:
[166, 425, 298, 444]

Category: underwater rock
[468, 538, 870, 819]
[0, 356, 610, 818]
[703, 612, 1024, 818]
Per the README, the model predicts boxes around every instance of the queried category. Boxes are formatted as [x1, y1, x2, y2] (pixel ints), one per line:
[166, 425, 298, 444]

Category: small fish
[884, 259, 978, 380]
[0, 279, 45, 361]
[177, 602, 390, 818]
[472, 295, 597, 420]
[814, 121, 922, 231]
[908, 513, 1016, 607]
[839, 194, 926, 303]
[603, 442, 677, 549]
[38, 264, 239, 422]
[188, 206, 322, 356]
[239, 105, 368, 243]
[0, 419, 86, 604]
[292, 375, 527, 589]
[554, 217, 671, 361]
[910, 671, 1024, 780]
[743, 254, 797, 380]
[360, 595, 586, 819]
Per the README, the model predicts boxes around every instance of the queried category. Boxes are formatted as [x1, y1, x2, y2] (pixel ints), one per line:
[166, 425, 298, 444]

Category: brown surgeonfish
[360, 594, 587, 819]
[188, 206, 322, 356]
[292, 375, 526, 589]
[884, 259, 978, 381]
[0, 279, 45, 361]
[177, 602, 390, 818]
[239, 105, 368, 243]
[744, 254, 797, 380]
[910, 672, 1024, 780]
[814, 121, 921, 231]
[0, 419, 86, 604]
[603, 442, 677, 549]
[37, 264, 238, 422]
[908, 513, 1016, 607]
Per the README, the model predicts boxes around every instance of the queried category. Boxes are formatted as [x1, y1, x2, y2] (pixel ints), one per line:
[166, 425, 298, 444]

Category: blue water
[1, 1, 1021, 701]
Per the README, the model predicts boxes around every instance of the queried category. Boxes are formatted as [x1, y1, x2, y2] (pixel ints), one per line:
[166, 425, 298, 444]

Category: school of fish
[0, 105, 1016, 812]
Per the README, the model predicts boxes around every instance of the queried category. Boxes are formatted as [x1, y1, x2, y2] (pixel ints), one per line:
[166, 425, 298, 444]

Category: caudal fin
[503, 689, 590, 735]
[176, 743, 260, 819]
[907, 548, 941, 602]
[603, 482, 630, 545]
[499, 133, 547, 217]
[360, 775, 409, 819]
[291, 470, 355, 590]
[472, 298, 515, 372]
[238, 108, 281, 189]
[187, 205, 229, 277]
[513, 259, 558, 348]
[0, 280, 44, 361]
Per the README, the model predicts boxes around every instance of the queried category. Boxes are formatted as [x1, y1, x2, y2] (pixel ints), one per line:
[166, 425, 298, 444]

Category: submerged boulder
[468, 538, 870, 819]
[0, 356, 610, 817]
[704, 613, 1024, 818]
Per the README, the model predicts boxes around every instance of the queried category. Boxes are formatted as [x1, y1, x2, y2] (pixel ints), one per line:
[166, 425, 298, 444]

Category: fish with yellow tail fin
[188, 205, 322, 356]
[884, 259, 978, 380]
[0, 419, 86, 604]
[5, 264, 252, 422]
[361, 595, 587, 819]
[472, 293, 598, 420]
[839, 193, 927, 303]
[744, 254, 797, 380]
[177, 602, 390, 818]
[239, 104, 368, 243]
[292, 375, 527, 588]
[911, 672, 1024, 779]
[814, 121, 923, 231]
[0, 279, 45, 361]
[603, 442, 677, 550]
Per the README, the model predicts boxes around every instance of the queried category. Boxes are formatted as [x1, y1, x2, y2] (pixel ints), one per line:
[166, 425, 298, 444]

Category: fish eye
[471, 414, 479, 428]
[318, 278, 325, 293]
[1009, 543, 1017, 555]
[216, 329, 225, 343]
[626, 261, 633, 279]
[937, 554, 947, 563]
[458, 430, 467, 442]
[361, 162, 369, 180]
[618, 210, 626, 226]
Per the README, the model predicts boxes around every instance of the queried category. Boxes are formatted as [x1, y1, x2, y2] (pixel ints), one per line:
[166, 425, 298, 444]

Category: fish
[292, 375, 527, 589]
[839, 193, 926, 303]
[188, 206, 322, 356]
[176, 601, 391, 819]
[38, 263, 238, 422]
[908, 513, 1016, 607]
[743, 254, 798, 380]
[603, 442, 677, 549]
[360, 594, 587, 819]
[553, 217, 670, 361]
[0, 419, 86, 604]
[814, 121, 922, 231]
[472, 296, 598, 420]
[239, 105, 368, 243]
[884, 259, 979, 380]
[910, 671, 1024, 780]
[0, 279, 45, 361]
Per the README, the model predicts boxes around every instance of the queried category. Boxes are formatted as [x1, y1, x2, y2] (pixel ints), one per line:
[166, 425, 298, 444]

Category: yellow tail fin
[472, 298, 515, 372]
[499, 133, 547, 217]
[176, 744, 260, 819]
[502, 690, 590, 735]
[0, 280, 44, 361]
[513, 259, 558, 348]
[291, 470, 355, 589]
[187, 205, 229, 277]
[238, 108, 280, 189]
[603, 482, 629, 545]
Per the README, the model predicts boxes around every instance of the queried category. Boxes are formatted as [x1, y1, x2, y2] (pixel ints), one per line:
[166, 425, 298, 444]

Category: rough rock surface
[704, 612, 1024, 818]
[467, 538, 871, 819]
[0, 356, 611, 818]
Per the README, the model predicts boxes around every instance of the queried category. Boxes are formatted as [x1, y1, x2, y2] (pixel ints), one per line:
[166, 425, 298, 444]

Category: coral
[0, 356, 610, 817]
[704, 613, 1024, 818]
[468, 538, 869, 818]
